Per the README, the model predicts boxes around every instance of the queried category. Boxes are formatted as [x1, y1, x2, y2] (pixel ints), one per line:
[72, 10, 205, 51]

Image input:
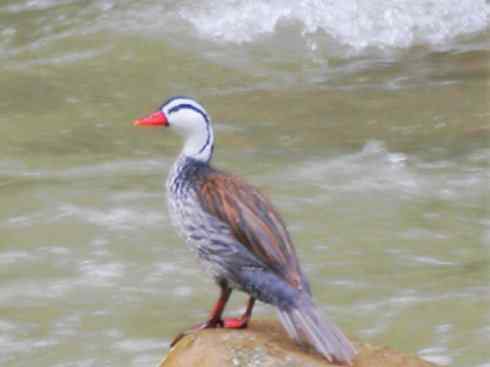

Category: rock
[159, 319, 436, 367]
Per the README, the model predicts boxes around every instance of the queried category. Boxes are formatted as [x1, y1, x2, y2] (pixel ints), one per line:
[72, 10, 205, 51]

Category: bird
[133, 96, 356, 365]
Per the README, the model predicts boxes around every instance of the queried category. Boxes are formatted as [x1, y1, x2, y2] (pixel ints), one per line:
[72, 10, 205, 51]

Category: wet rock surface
[160, 320, 436, 367]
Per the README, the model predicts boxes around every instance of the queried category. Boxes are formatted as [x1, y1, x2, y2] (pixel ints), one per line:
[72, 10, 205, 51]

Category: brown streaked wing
[198, 172, 304, 289]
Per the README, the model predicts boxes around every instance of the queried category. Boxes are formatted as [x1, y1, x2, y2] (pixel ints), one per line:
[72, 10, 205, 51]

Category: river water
[1, 1, 489, 366]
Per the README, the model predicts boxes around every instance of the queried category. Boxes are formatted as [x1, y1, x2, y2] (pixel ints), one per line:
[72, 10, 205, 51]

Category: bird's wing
[197, 171, 306, 290]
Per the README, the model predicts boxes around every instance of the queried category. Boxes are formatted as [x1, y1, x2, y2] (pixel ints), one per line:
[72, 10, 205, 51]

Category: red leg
[223, 297, 255, 329]
[207, 284, 231, 324]
[170, 284, 231, 347]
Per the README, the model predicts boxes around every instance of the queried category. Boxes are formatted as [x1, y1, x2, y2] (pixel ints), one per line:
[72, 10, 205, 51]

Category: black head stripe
[166, 102, 212, 156]
[167, 104, 209, 123]
[160, 96, 195, 110]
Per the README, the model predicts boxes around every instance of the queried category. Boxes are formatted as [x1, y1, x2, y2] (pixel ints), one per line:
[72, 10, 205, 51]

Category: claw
[170, 318, 224, 347]
[170, 289, 256, 346]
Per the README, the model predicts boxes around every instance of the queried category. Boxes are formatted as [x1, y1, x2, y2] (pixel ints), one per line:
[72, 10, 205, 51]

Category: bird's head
[133, 96, 214, 162]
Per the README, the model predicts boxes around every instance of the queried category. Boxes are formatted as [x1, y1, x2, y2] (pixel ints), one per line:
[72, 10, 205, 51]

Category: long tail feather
[277, 297, 356, 365]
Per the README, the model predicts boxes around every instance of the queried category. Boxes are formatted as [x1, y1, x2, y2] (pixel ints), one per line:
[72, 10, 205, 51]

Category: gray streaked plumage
[134, 96, 356, 364]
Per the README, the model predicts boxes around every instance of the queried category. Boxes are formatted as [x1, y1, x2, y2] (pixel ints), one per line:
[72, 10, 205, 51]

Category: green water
[1, 1, 489, 366]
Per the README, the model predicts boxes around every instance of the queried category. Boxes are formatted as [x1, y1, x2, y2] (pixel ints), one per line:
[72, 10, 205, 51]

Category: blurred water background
[0, 1, 489, 366]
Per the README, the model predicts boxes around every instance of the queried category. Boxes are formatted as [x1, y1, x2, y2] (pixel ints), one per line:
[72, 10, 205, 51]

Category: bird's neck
[181, 128, 214, 163]
[167, 154, 211, 196]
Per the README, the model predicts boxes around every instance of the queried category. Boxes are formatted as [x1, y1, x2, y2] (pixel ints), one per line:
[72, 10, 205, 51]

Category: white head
[133, 96, 214, 162]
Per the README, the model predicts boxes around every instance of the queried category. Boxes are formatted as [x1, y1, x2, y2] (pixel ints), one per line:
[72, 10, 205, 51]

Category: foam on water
[55, 204, 165, 231]
[0, 159, 168, 179]
[418, 348, 453, 366]
[0, 335, 59, 363]
[79, 260, 126, 287]
[115, 338, 166, 353]
[0, 251, 31, 265]
[178, 0, 490, 50]
[2, 0, 79, 13]
[1, 0, 488, 92]
[290, 141, 489, 203]
[3, 0, 488, 61]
